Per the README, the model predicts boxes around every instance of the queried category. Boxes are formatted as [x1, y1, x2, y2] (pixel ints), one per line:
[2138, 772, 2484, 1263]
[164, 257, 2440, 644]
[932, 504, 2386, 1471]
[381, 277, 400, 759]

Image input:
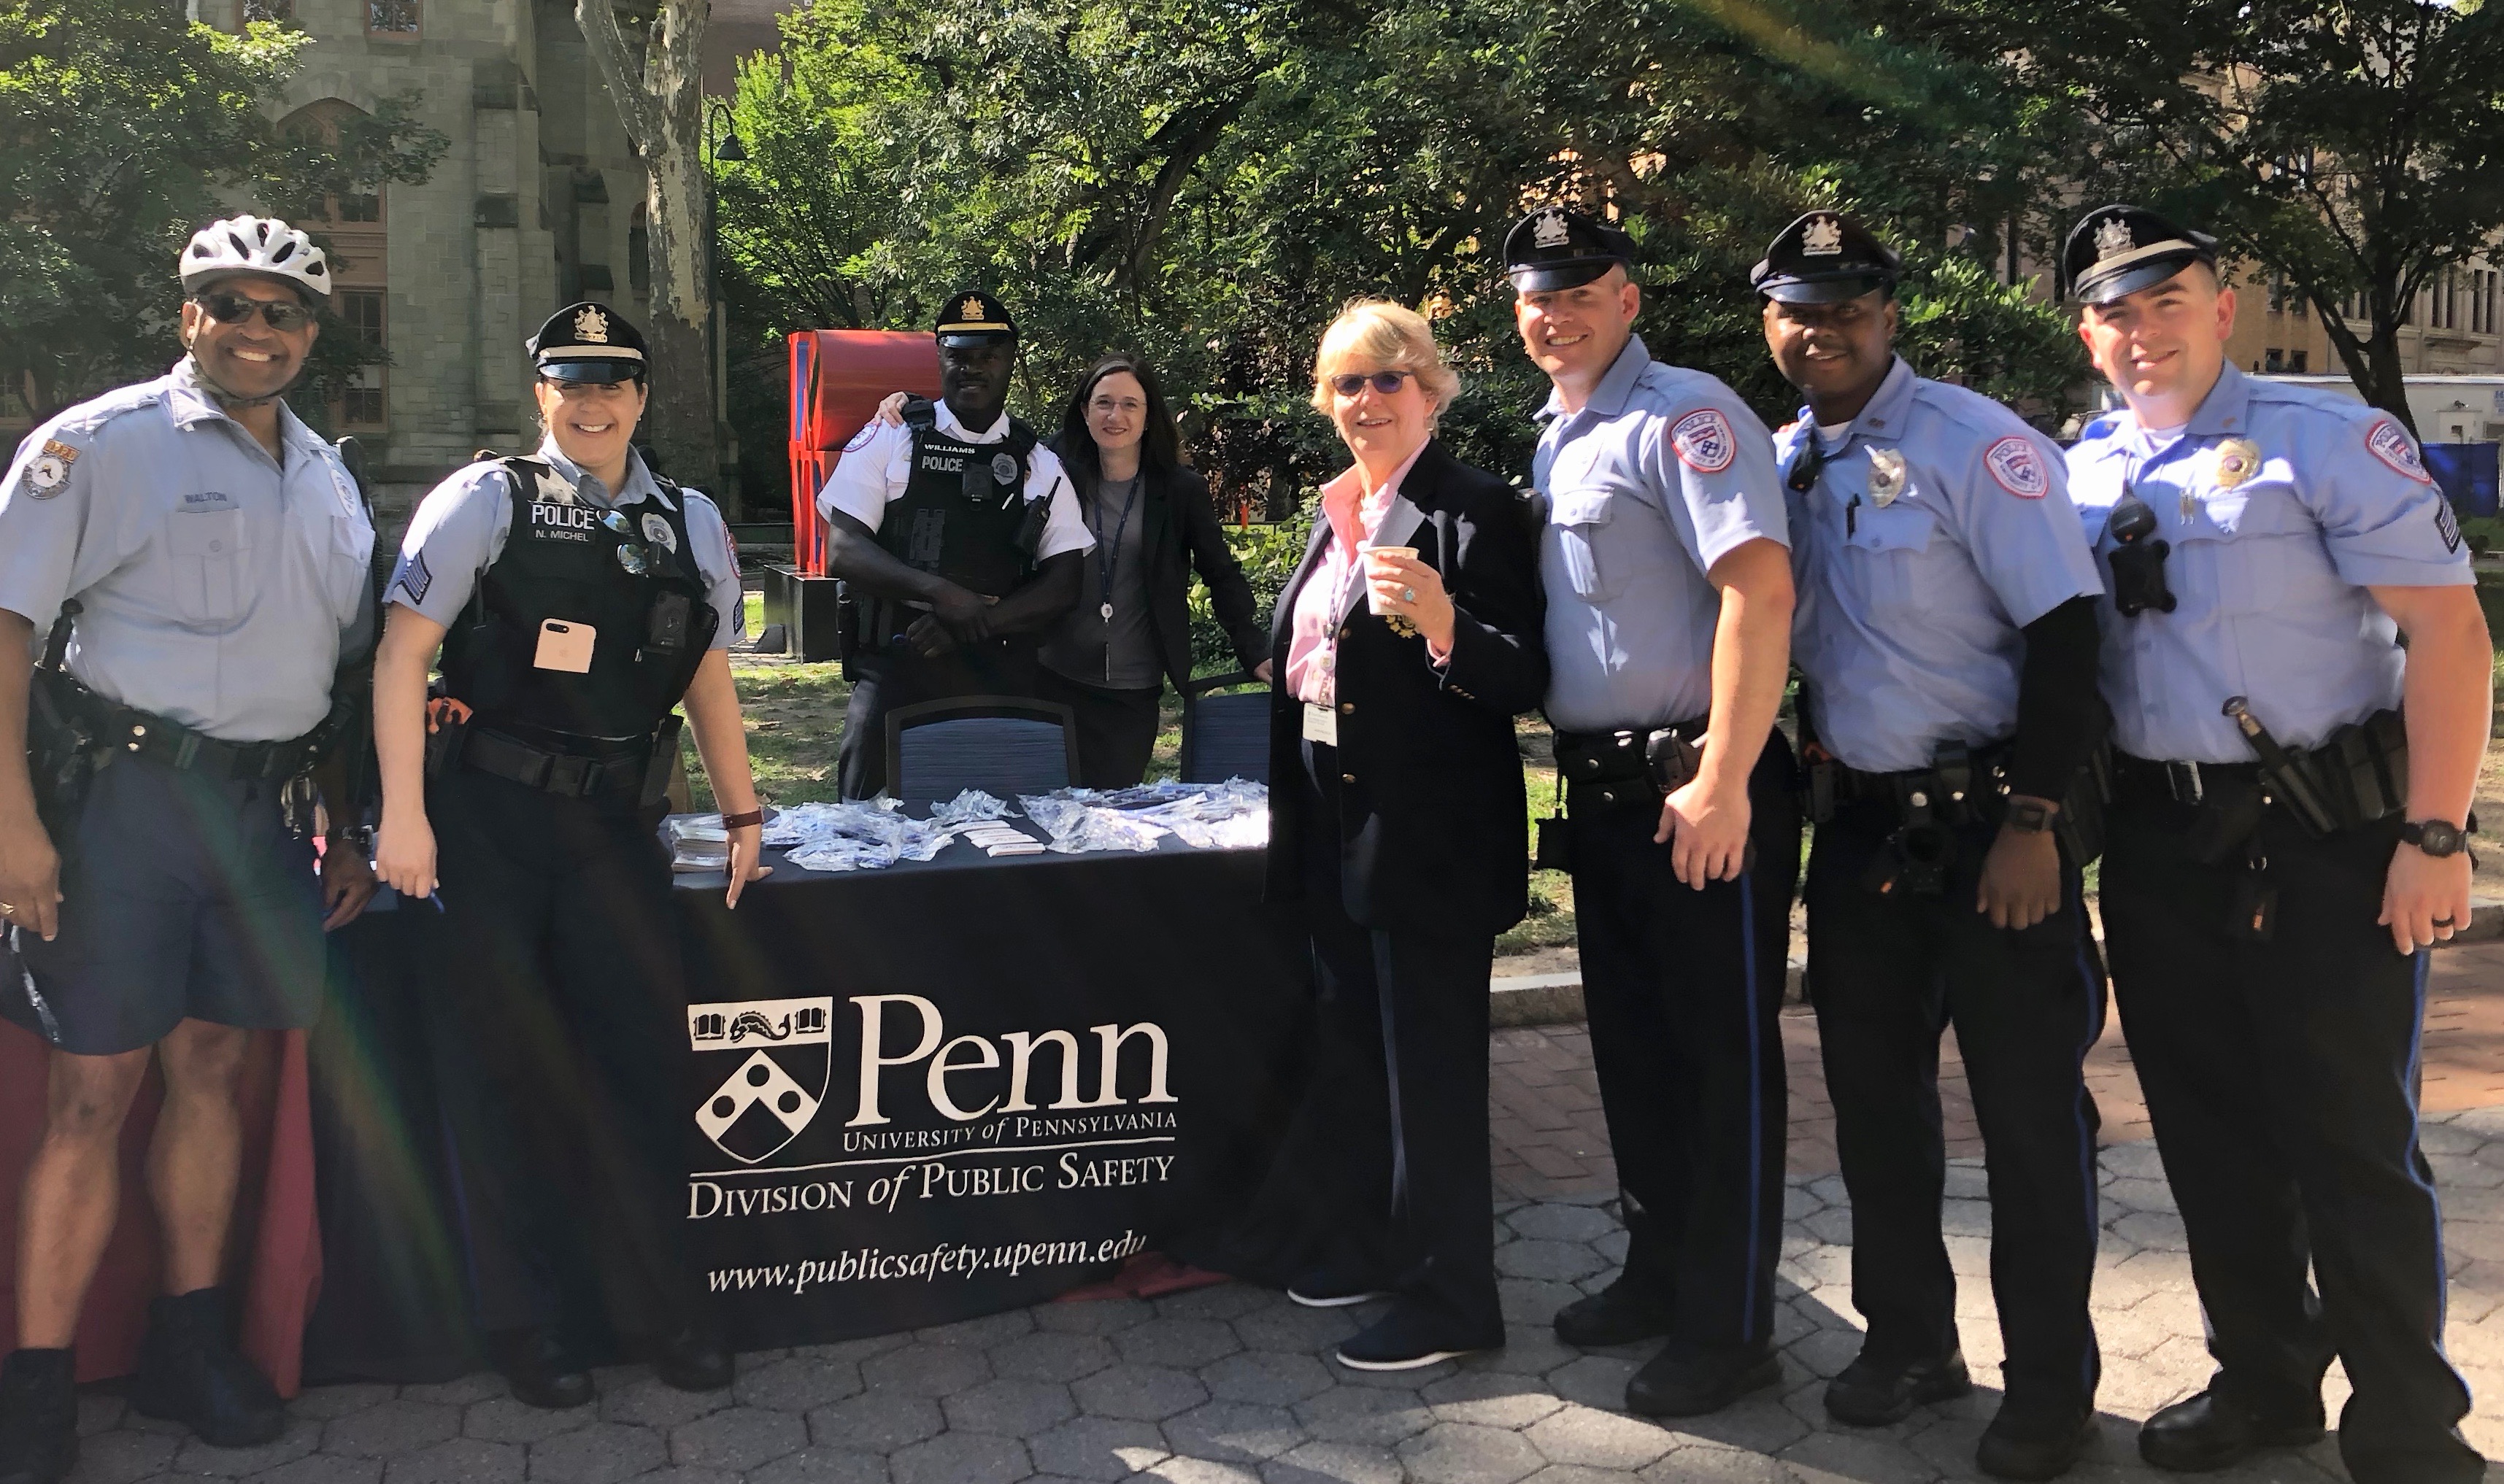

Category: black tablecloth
[302, 826, 1309, 1377]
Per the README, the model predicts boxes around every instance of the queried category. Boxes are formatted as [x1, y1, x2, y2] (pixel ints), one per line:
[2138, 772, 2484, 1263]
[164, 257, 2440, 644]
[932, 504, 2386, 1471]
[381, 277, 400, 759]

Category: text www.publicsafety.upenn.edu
[707, 1230, 1148, 1294]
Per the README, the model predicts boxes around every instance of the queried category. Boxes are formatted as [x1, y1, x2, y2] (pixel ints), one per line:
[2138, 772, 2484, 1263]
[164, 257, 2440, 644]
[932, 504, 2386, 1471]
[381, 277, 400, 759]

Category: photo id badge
[1301, 701, 1338, 747]
[534, 618, 596, 673]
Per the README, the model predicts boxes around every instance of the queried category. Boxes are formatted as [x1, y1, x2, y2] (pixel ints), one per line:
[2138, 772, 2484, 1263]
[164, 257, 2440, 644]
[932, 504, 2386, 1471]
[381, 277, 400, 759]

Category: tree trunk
[2361, 328, 2418, 436]
[575, 0, 719, 492]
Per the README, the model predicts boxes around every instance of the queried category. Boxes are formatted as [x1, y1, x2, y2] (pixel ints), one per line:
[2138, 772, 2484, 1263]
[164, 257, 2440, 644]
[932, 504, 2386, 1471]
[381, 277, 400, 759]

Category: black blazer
[1263, 438, 1548, 939]
[1045, 448, 1270, 687]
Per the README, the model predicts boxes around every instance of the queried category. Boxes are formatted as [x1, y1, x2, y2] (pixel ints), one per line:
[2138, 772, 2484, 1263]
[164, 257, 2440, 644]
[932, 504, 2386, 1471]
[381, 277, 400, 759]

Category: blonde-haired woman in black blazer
[1265, 299, 1547, 1370]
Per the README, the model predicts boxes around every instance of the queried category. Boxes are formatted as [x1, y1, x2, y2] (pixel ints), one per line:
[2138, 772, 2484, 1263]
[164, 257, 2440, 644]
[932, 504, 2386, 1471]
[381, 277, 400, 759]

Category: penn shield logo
[1670, 409, 1737, 474]
[2367, 419, 2433, 483]
[691, 997, 834, 1164]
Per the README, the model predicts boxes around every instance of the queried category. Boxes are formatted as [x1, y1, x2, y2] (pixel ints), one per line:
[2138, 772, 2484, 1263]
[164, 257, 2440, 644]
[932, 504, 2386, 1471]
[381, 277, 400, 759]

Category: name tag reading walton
[1301, 701, 1338, 748]
[534, 619, 596, 673]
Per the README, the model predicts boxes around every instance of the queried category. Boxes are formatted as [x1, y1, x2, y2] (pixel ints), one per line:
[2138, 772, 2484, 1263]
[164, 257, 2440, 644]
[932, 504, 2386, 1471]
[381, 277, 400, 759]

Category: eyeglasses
[195, 291, 315, 333]
[542, 378, 637, 400]
[1329, 370, 1414, 398]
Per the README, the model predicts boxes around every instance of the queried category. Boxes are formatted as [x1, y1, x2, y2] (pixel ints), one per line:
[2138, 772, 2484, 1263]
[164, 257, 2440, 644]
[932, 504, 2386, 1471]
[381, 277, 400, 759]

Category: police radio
[2106, 492, 2177, 617]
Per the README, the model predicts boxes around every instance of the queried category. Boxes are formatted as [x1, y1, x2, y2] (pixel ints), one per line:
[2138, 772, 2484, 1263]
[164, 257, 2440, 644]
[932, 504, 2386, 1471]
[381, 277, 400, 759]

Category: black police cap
[528, 301, 647, 383]
[2062, 204, 2219, 306]
[1751, 212, 1901, 304]
[1503, 206, 1636, 292]
[935, 289, 1017, 346]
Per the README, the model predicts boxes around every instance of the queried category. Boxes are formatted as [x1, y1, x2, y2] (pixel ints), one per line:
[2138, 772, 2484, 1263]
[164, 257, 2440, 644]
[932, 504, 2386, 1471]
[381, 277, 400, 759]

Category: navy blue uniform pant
[1264, 739, 1503, 1340]
[2102, 792, 2481, 1483]
[1567, 732, 1798, 1356]
[1804, 802, 2104, 1412]
[424, 765, 696, 1339]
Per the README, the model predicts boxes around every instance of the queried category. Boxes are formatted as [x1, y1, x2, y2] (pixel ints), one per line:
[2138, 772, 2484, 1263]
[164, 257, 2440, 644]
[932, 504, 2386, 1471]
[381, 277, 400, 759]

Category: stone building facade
[155, 0, 666, 509]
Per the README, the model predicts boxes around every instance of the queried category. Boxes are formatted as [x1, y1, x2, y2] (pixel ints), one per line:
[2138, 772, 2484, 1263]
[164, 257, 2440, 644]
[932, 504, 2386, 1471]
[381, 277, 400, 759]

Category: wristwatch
[2403, 818, 2473, 857]
[2003, 798, 2056, 835]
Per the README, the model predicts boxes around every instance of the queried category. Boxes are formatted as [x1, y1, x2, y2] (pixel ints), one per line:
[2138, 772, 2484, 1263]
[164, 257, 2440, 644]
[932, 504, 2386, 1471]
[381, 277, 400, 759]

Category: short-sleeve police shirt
[1781, 358, 2103, 773]
[815, 401, 1093, 561]
[0, 358, 377, 742]
[2066, 363, 2473, 762]
[1536, 333, 1790, 733]
[386, 439, 745, 649]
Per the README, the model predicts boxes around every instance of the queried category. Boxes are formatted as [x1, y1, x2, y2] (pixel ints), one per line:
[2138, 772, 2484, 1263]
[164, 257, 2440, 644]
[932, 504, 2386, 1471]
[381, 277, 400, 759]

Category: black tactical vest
[439, 457, 718, 741]
[877, 398, 1039, 602]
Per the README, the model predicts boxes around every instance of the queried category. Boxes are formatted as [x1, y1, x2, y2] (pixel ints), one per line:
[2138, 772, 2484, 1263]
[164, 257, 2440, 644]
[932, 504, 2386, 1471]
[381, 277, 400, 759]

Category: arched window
[282, 99, 390, 431]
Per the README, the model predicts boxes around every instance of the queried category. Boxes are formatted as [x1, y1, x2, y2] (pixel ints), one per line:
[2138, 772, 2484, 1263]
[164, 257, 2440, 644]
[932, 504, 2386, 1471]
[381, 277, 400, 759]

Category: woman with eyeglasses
[868, 354, 1269, 786]
[371, 303, 767, 1408]
[1259, 299, 1547, 1371]
[1028, 355, 1271, 784]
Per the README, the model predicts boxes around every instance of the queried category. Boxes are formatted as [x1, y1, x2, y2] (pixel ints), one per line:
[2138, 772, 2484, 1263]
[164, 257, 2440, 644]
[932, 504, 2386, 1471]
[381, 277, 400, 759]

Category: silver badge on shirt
[1867, 447, 1908, 506]
[641, 512, 678, 552]
[990, 452, 1018, 485]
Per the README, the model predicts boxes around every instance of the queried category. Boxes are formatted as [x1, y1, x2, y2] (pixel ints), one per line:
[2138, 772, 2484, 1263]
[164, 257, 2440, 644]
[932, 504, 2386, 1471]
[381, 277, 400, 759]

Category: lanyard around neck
[1087, 474, 1144, 622]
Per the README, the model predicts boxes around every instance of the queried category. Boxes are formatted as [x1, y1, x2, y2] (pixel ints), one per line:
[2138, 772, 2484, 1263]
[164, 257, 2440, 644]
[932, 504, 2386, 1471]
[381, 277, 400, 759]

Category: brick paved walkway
[63, 948, 2504, 1484]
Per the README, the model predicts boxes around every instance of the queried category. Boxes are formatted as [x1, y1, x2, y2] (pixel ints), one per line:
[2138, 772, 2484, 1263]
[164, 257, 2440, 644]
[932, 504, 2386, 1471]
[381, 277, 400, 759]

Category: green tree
[0, 0, 441, 424]
[1995, 0, 2504, 432]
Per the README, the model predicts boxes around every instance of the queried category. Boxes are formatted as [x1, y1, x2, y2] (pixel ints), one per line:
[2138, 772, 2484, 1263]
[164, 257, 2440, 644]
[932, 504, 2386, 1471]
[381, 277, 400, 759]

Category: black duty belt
[52, 675, 331, 783]
[461, 726, 652, 800]
[1552, 716, 1708, 811]
[2109, 752, 2263, 807]
[1805, 740, 2013, 827]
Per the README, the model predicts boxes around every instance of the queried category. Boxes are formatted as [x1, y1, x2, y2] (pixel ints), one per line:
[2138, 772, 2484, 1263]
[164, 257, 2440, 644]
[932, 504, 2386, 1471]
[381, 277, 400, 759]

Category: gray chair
[1179, 671, 1271, 784]
[885, 695, 1078, 805]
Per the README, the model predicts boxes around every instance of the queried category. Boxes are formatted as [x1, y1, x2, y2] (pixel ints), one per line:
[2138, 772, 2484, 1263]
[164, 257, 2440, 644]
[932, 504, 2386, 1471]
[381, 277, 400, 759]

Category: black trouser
[838, 639, 1039, 800]
[1568, 731, 1798, 1355]
[1804, 801, 2104, 1412]
[1266, 739, 1502, 1340]
[1034, 665, 1163, 788]
[425, 765, 697, 1339]
[2101, 790, 2481, 1483]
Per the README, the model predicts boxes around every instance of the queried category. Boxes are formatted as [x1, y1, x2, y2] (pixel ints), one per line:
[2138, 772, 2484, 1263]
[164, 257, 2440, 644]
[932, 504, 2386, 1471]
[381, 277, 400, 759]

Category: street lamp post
[703, 98, 746, 506]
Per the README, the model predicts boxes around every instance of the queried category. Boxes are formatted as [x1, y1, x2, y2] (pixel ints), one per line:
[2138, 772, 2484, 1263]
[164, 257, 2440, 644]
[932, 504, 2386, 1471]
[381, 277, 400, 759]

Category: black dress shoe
[1333, 1303, 1501, 1372]
[2138, 1390, 2324, 1472]
[1824, 1348, 1972, 1426]
[0, 1349, 77, 1484]
[128, 1289, 285, 1447]
[1625, 1342, 1781, 1418]
[1977, 1401, 2094, 1481]
[652, 1326, 734, 1393]
[1552, 1278, 1675, 1348]
[487, 1329, 593, 1411]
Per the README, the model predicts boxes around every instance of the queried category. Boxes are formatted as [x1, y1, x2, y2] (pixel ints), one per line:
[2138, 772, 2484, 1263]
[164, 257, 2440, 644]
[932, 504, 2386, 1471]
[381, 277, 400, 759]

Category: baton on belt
[2224, 696, 2340, 835]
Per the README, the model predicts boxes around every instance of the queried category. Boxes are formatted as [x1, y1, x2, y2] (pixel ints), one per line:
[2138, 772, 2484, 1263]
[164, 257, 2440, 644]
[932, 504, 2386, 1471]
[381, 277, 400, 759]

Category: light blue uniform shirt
[388, 438, 745, 649]
[2066, 363, 2473, 762]
[0, 359, 377, 742]
[1537, 333, 1790, 733]
[1781, 358, 2103, 773]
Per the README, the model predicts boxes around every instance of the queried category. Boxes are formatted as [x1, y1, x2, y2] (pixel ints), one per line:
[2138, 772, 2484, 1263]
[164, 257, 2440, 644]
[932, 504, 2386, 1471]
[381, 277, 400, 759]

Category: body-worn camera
[2106, 493, 2177, 617]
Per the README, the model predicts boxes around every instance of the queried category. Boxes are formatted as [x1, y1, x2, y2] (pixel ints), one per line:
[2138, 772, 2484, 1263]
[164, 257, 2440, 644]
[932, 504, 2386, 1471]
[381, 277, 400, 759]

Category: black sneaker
[1288, 1263, 1392, 1309]
[1977, 1400, 2095, 1481]
[2137, 1389, 2324, 1472]
[0, 1349, 77, 1484]
[1552, 1278, 1675, 1348]
[128, 1289, 285, 1448]
[1333, 1304, 1500, 1371]
[1823, 1348, 1972, 1426]
[650, 1323, 733, 1394]
[1625, 1342, 1782, 1418]
[486, 1329, 593, 1411]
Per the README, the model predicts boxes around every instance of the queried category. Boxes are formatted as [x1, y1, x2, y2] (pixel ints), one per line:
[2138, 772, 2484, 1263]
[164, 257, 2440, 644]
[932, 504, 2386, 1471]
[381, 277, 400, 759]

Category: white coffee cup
[1360, 544, 1418, 615]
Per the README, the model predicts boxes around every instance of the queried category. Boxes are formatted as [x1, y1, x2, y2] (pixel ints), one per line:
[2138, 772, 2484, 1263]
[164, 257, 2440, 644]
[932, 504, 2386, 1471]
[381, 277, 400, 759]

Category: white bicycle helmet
[179, 214, 332, 301]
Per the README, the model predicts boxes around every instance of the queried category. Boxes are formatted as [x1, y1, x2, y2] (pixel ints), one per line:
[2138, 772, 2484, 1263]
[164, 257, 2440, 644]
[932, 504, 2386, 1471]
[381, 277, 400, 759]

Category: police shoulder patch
[841, 420, 879, 454]
[2366, 418, 2434, 483]
[392, 549, 433, 604]
[1984, 435, 2049, 498]
[1669, 408, 1737, 474]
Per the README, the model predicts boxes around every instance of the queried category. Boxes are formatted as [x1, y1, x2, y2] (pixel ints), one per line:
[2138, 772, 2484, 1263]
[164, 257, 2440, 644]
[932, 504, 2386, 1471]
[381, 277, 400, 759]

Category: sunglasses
[1785, 436, 1829, 493]
[195, 291, 316, 333]
[1329, 370, 1414, 398]
[600, 510, 652, 576]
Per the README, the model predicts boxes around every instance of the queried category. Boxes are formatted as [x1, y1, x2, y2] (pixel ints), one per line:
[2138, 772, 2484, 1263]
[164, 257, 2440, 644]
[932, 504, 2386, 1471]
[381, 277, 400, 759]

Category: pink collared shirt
[1284, 443, 1430, 708]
